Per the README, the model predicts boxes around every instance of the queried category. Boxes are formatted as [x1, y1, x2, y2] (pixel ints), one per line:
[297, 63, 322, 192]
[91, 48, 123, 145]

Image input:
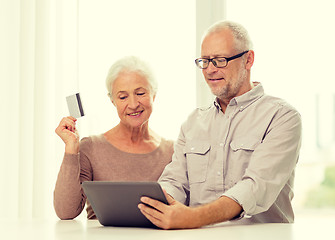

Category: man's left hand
[138, 189, 199, 230]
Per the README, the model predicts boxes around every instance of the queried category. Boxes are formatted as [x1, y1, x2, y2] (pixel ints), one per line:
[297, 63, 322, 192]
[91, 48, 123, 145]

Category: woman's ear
[111, 97, 116, 106]
[108, 93, 116, 106]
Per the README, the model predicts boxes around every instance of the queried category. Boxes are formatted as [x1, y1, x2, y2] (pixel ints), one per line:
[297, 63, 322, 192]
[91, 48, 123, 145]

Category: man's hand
[138, 190, 200, 230]
[138, 189, 243, 230]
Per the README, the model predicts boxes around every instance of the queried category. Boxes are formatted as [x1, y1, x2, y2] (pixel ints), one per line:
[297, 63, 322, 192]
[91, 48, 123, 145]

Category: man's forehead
[201, 29, 234, 57]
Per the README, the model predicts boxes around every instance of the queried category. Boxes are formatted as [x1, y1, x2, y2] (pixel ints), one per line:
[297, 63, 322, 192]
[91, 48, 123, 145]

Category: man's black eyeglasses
[195, 50, 249, 69]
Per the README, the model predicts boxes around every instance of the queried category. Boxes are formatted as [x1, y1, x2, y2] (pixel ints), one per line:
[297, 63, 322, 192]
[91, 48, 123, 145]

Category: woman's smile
[127, 110, 144, 117]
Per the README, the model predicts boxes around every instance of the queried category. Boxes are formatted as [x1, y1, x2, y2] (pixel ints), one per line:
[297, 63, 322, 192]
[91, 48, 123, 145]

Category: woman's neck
[104, 123, 161, 153]
[116, 123, 151, 143]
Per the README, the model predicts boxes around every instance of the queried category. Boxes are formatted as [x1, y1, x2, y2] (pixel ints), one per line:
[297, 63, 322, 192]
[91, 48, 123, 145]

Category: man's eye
[119, 96, 127, 100]
[216, 58, 226, 63]
[137, 92, 145, 96]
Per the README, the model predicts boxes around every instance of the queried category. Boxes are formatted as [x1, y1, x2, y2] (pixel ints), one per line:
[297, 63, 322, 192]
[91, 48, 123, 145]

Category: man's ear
[245, 50, 254, 70]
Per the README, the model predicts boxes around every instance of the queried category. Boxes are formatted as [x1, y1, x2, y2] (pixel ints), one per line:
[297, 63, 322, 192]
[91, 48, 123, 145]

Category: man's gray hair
[106, 56, 157, 98]
[202, 20, 253, 51]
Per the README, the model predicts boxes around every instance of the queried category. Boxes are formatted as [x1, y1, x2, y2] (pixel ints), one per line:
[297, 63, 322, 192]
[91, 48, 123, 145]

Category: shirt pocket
[230, 137, 260, 152]
[229, 137, 260, 176]
[184, 141, 211, 184]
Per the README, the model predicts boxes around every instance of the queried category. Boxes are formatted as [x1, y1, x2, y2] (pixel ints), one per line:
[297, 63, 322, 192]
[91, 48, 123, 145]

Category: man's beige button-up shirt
[159, 83, 302, 223]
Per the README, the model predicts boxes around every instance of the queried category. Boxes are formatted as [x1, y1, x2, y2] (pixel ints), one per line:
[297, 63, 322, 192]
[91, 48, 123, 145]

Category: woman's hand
[55, 116, 80, 154]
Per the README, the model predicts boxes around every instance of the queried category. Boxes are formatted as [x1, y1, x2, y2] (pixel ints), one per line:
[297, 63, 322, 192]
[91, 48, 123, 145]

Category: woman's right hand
[55, 116, 80, 154]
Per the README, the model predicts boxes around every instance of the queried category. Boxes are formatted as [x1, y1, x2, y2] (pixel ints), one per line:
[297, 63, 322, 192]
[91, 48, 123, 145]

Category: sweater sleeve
[53, 137, 93, 219]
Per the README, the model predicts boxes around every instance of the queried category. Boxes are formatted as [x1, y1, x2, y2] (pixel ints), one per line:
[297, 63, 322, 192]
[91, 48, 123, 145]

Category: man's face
[201, 29, 248, 101]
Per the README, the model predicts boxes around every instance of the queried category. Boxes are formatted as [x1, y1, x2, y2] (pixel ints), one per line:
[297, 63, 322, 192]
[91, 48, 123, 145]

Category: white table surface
[1, 214, 334, 240]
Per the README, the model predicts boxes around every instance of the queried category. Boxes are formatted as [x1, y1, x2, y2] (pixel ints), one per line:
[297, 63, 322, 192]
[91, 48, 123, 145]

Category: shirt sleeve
[53, 137, 93, 219]
[159, 125, 190, 204]
[222, 105, 302, 216]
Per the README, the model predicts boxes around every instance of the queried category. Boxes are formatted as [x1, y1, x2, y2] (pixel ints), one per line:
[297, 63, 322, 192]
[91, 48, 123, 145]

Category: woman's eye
[119, 96, 127, 100]
[137, 92, 145, 96]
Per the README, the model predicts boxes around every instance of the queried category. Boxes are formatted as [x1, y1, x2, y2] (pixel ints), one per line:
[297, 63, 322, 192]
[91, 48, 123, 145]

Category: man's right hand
[55, 116, 79, 154]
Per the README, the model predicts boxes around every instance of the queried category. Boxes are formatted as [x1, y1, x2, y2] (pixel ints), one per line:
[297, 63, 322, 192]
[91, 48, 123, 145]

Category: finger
[64, 116, 77, 125]
[138, 204, 163, 227]
[61, 118, 77, 132]
[67, 116, 77, 122]
[139, 211, 162, 228]
[138, 203, 163, 218]
[140, 197, 169, 214]
[55, 117, 77, 138]
[59, 117, 75, 127]
[64, 124, 76, 132]
[162, 189, 175, 204]
[62, 128, 78, 137]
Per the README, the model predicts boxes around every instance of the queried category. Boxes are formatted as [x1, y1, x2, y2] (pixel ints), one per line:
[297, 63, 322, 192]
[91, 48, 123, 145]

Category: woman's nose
[128, 95, 139, 109]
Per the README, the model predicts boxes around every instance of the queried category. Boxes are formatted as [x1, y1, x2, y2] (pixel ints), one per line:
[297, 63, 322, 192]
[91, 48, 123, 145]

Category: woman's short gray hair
[202, 20, 253, 51]
[106, 56, 157, 98]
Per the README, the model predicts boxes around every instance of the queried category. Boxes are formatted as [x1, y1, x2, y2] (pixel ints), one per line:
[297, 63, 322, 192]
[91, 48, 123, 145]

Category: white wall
[76, 0, 196, 141]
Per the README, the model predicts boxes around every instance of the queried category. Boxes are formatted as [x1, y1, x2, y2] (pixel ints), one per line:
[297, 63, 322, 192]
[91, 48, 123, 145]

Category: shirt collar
[214, 98, 222, 111]
[213, 82, 264, 112]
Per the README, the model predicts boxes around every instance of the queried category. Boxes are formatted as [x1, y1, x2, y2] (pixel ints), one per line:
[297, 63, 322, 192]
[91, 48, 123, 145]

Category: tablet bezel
[82, 181, 168, 228]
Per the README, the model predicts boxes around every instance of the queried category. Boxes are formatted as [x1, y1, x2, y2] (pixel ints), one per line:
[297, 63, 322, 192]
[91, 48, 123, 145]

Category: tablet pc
[81, 181, 168, 228]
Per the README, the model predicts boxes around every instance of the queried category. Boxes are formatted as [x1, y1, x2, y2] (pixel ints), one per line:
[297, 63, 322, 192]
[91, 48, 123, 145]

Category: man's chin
[210, 87, 228, 98]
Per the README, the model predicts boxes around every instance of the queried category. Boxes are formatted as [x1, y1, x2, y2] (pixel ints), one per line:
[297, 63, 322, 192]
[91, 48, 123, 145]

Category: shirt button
[217, 171, 221, 176]
[190, 147, 195, 151]
[219, 143, 224, 147]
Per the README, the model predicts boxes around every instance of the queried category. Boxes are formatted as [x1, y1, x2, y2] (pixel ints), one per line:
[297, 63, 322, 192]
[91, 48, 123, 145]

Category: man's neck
[218, 81, 254, 113]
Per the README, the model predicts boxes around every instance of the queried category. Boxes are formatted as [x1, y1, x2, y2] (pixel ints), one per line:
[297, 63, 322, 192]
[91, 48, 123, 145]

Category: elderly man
[138, 20, 302, 229]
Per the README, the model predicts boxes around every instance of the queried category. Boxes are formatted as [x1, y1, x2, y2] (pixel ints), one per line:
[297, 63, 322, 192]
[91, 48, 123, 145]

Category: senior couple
[54, 20, 302, 229]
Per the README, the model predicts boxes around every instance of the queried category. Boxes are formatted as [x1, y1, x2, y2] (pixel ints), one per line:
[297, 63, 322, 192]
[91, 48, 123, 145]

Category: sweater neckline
[98, 134, 165, 156]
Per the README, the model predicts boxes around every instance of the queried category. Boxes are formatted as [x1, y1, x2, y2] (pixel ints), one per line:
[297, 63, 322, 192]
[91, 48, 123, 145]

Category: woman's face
[111, 71, 155, 129]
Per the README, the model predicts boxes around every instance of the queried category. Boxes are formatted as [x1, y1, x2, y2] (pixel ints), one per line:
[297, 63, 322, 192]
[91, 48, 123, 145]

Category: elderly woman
[54, 56, 174, 220]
